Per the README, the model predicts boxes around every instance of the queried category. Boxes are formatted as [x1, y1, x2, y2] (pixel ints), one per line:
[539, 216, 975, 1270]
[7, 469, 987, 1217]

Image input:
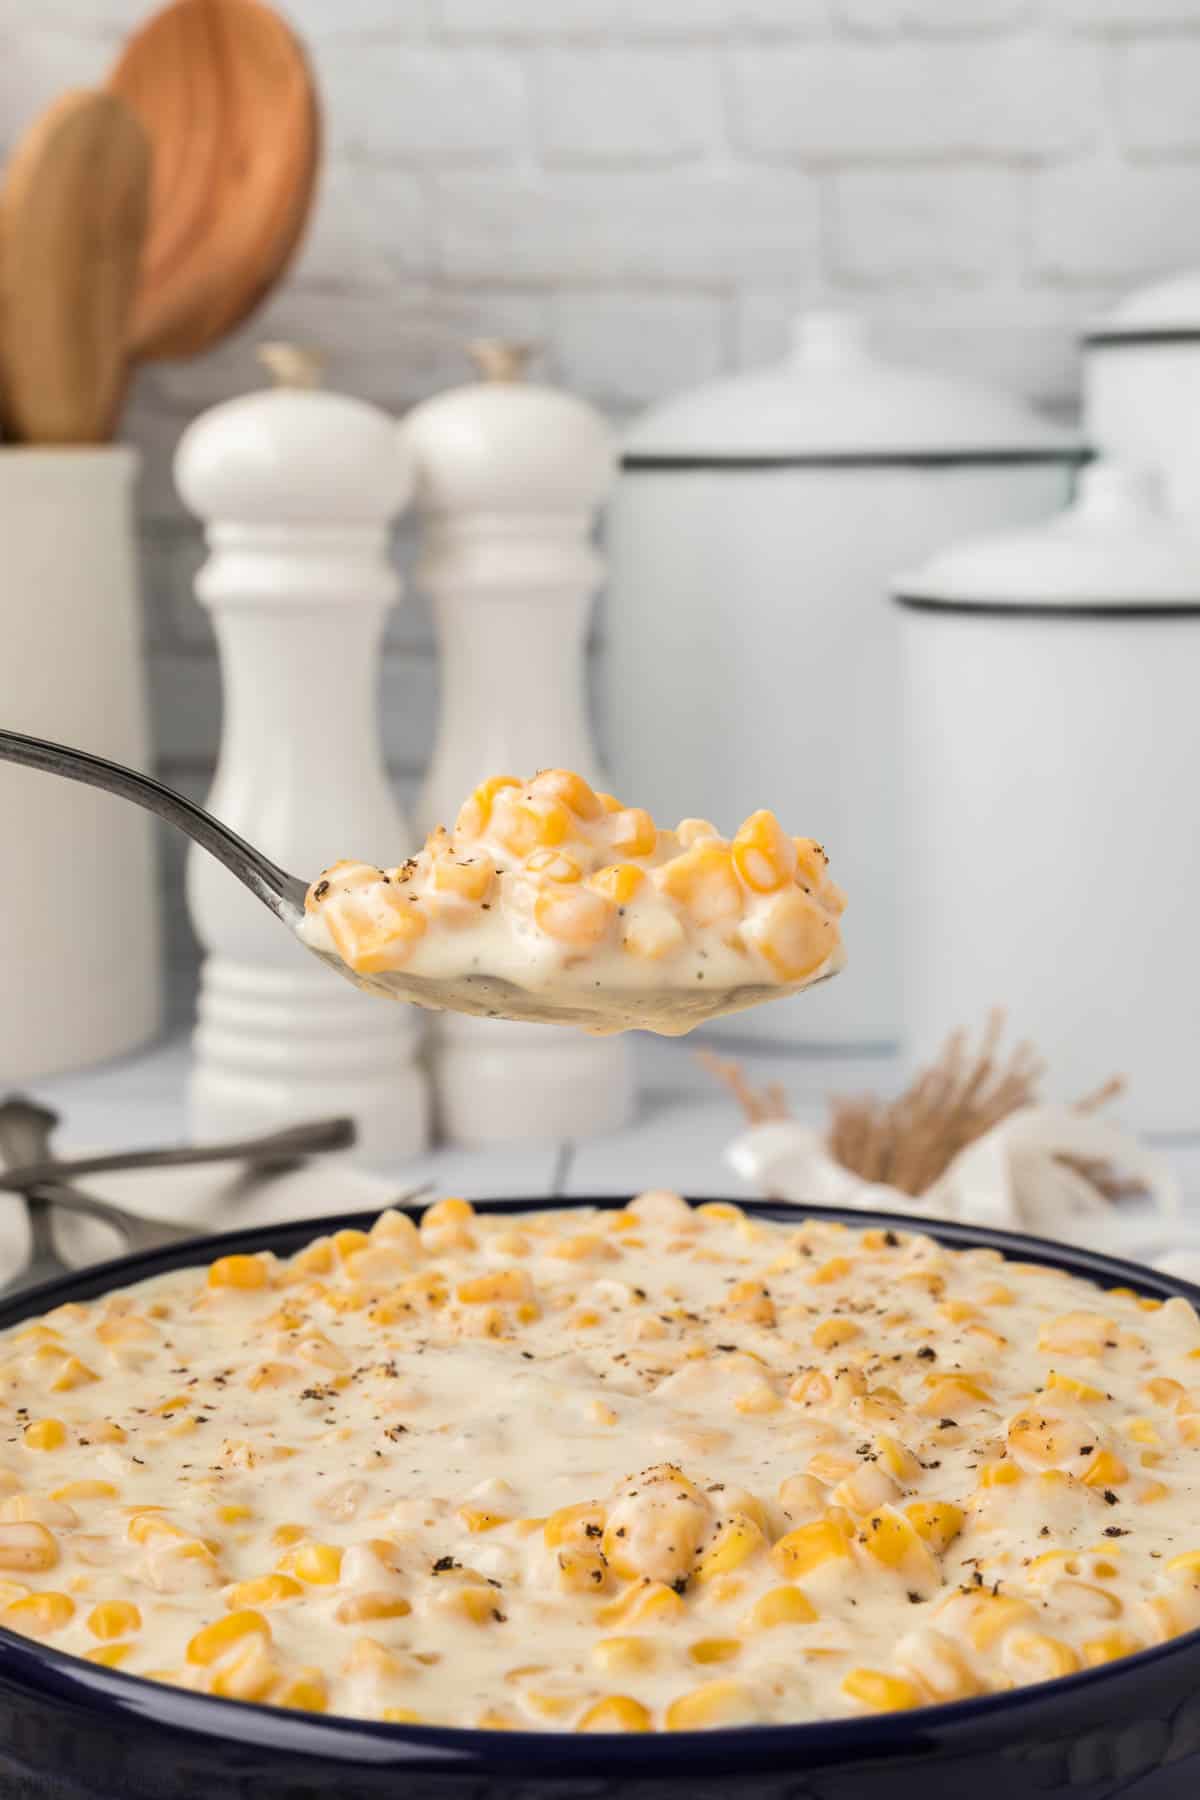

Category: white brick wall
[5, 0, 1200, 994]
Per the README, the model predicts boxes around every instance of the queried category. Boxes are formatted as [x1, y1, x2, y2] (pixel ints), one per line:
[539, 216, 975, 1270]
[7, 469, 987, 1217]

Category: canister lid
[893, 463, 1200, 615]
[621, 310, 1078, 468]
[1085, 271, 1200, 348]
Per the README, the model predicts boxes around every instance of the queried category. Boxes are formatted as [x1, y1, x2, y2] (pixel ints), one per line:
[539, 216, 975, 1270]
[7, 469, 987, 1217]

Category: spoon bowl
[0, 729, 839, 1033]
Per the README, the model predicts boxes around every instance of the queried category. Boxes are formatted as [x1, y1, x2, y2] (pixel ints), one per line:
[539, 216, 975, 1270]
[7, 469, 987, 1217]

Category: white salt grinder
[174, 344, 430, 1164]
[401, 341, 634, 1147]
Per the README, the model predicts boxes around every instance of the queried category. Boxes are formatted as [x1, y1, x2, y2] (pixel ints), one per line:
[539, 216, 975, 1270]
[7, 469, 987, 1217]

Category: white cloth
[726, 1104, 1193, 1275]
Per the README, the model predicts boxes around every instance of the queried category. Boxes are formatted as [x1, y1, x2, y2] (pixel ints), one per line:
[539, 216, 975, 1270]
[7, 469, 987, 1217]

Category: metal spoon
[0, 728, 836, 1031]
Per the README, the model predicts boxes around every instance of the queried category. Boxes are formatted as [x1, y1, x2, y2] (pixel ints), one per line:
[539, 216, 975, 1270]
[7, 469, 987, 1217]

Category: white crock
[606, 309, 1078, 1050]
[0, 448, 162, 1079]
[894, 462, 1200, 1134]
[1084, 273, 1200, 514]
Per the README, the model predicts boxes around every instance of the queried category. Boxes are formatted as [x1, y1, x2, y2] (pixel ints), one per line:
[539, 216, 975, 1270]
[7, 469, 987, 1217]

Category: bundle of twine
[701, 1009, 1141, 1201]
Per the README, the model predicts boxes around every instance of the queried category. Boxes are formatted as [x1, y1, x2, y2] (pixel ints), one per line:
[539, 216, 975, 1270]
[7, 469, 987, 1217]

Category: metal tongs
[0, 1096, 355, 1295]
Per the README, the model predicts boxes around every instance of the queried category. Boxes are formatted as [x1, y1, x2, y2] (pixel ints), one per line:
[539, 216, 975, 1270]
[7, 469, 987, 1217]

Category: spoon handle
[0, 728, 307, 919]
[0, 1112, 357, 1194]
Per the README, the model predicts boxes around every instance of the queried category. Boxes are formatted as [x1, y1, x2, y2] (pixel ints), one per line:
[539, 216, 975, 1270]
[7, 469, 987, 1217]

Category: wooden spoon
[0, 89, 150, 444]
[108, 0, 320, 362]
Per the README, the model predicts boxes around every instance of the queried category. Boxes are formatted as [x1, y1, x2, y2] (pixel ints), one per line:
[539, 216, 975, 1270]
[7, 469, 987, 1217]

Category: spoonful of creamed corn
[0, 732, 844, 1034]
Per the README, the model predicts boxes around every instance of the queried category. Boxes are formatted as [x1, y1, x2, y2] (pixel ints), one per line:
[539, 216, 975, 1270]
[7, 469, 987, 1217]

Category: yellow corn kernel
[49, 1356, 98, 1393]
[431, 853, 494, 902]
[208, 1255, 269, 1291]
[87, 1601, 141, 1640]
[491, 792, 572, 857]
[270, 1523, 307, 1550]
[85, 1643, 132, 1668]
[723, 1278, 776, 1326]
[51, 1482, 117, 1503]
[1123, 1417, 1162, 1447]
[1005, 1633, 1080, 1682]
[842, 1669, 922, 1713]
[225, 1574, 303, 1610]
[525, 847, 583, 885]
[772, 1516, 852, 1578]
[23, 1419, 66, 1452]
[905, 1502, 965, 1553]
[324, 890, 427, 974]
[665, 1679, 755, 1731]
[456, 1269, 531, 1305]
[621, 910, 687, 961]
[655, 843, 741, 926]
[1038, 1311, 1115, 1356]
[210, 1637, 279, 1702]
[1140, 1480, 1170, 1503]
[455, 773, 522, 836]
[1045, 1370, 1106, 1403]
[2, 1591, 74, 1636]
[966, 1594, 1035, 1650]
[694, 1515, 765, 1584]
[543, 1502, 607, 1550]
[731, 809, 796, 894]
[746, 1585, 818, 1630]
[577, 1695, 652, 1734]
[380, 1707, 426, 1725]
[807, 1256, 852, 1287]
[436, 1583, 504, 1626]
[753, 887, 839, 982]
[290, 1238, 335, 1277]
[555, 1547, 610, 1594]
[589, 863, 645, 905]
[939, 1299, 978, 1325]
[592, 1636, 655, 1674]
[876, 1437, 921, 1483]
[979, 1459, 1022, 1489]
[335, 1592, 412, 1624]
[596, 1580, 685, 1630]
[127, 1512, 184, 1545]
[861, 1510, 939, 1583]
[457, 1506, 510, 1534]
[278, 1542, 343, 1586]
[1083, 1628, 1143, 1667]
[186, 1609, 270, 1667]
[609, 807, 657, 858]
[919, 1375, 993, 1415]
[274, 1668, 329, 1712]
[812, 1318, 861, 1350]
[82, 1419, 125, 1448]
[529, 768, 603, 820]
[0, 1523, 59, 1572]
[1080, 1449, 1129, 1489]
[684, 1639, 739, 1669]
[534, 884, 614, 947]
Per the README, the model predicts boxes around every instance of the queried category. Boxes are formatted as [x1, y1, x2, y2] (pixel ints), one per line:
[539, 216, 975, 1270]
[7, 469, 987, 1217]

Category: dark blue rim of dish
[0, 1193, 1197, 1773]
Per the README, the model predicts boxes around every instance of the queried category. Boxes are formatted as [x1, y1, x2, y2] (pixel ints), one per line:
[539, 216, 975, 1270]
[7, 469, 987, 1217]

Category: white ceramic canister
[607, 310, 1079, 1050]
[1084, 273, 1200, 515]
[401, 342, 633, 1147]
[0, 448, 162, 1079]
[894, 462, 1200, 1135]
[175, 348, 430, 1164]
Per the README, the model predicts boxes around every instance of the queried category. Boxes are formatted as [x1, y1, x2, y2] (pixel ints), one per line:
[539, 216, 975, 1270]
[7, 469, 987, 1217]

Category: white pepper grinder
[401, 341, 633, 1146]
[175, 344, 431, 1163]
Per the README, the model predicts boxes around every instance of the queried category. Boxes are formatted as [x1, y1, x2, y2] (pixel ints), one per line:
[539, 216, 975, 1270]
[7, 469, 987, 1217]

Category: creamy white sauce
[298, 773, 845, 1034]
[1, 1197, 1198, 1732]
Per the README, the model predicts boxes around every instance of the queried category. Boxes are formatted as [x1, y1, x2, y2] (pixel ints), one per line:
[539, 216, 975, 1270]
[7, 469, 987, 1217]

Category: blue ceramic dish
[0, 1196, 1196, 1800]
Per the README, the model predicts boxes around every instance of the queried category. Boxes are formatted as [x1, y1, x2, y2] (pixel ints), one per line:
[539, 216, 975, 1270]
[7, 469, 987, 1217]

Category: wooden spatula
[109, 0, 319, 362]
[0, 89, 150, 444]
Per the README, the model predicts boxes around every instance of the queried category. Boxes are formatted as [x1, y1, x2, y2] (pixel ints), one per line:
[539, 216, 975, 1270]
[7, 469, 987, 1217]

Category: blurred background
[5, 0, 1192, 1017]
